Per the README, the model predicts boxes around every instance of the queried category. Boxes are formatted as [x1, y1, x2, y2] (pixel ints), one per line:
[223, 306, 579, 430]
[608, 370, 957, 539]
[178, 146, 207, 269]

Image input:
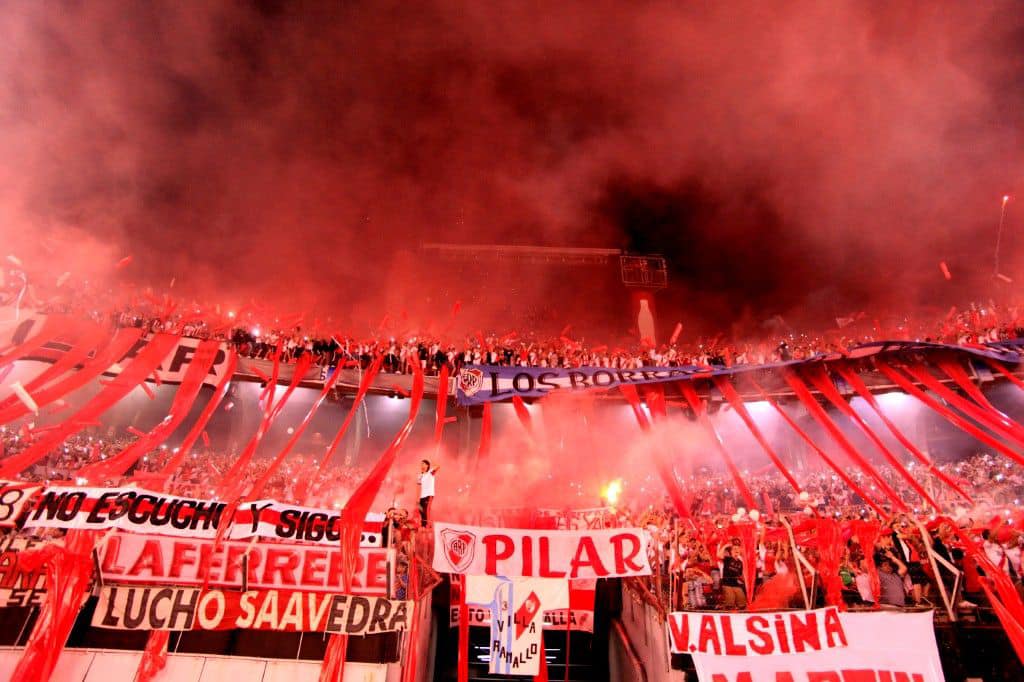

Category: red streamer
[679, 383, 757, 510]
[803, 366, 939, 509]
[512, 395, 534, 435]
[875, 361, 1024, 467]
[850, 520, 882, 606]
[619, 385, 691, 519]
[248, 352, 347, 499]
[0, 315, 74, 370]
[714, 376, 801, 493]
[900, 361, 1024, 451]
[0, 327, 143, 426]
[78, 340, 221, 482]
[298, 355, 383, 504]
[458, 575, 470, 682]
[136, 630, 170, 682]
[323, 362, 425, 681]
[0, 333, 179, 478]
[936, 358, 1024, 444]
[815, 519, 844, 608]
[10, 531, 97, 682]
[0, 322, 106, 410]
[434, 363, 450, 445]
[151, 350, 238, 483]
[835, 364, 972, 502]
[750, 378, 887, 517]
[478, 401, 492, 461]
[783, 370, 909, 512]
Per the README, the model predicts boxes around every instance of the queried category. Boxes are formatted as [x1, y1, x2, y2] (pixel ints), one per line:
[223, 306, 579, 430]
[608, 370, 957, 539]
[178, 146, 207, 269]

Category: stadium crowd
[9, 264, 1023, 377]
[3, 421, 1023, 618]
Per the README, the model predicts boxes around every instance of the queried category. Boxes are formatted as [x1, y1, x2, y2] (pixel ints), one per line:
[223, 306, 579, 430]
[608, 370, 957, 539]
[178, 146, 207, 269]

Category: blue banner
[454, 339, 1024, 406]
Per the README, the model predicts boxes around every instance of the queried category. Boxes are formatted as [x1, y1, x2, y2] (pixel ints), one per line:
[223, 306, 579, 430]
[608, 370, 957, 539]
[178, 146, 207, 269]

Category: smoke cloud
[0, 1, 1022, 335]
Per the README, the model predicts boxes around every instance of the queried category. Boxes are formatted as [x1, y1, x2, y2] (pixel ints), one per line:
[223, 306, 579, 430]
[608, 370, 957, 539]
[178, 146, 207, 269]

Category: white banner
[229, 500, 384, 547]
[432, 522, 650, 578]
[668, 609, 945, 682]
[98, 533, 389, 595]
[23, 486, 384, 546]
[466, 576, 568, 676]
[92, 586, 409, 634]
[450, 605, 594, 633]
[24, 486, 224, 539]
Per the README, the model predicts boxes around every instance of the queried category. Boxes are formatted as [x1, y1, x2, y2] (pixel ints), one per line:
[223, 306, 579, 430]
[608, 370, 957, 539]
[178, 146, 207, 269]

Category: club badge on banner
[667, 608, 945, 682]
[93, 586, 410, 634]
[466, 576, 569, 676]
[98, 533, 389, 595]
[432, 522, 650, 578]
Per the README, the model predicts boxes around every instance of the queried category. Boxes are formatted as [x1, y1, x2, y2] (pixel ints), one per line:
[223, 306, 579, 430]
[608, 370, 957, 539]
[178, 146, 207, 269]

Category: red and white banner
[24, 486, 225, 539]
[22, 486, 384, 546]
[450, 576, 595, 632]
[449, 606, 594, 633]
[97, 533, 389, 595]
[466, 576, 569, 676]
[228, 500, 384, 547]
[92, 586, 410, 634]
[0, 480, 42, 528]
[668, 609, 944, 682]
[432, 522, 650, 578]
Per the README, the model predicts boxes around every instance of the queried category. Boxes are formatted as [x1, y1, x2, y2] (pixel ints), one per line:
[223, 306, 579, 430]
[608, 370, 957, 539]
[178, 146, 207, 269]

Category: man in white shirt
[418, 459, 440, 527]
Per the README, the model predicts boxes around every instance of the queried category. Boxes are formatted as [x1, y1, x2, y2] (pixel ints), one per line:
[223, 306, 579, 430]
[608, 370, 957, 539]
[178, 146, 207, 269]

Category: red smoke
[0, 1, 1021, 334]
